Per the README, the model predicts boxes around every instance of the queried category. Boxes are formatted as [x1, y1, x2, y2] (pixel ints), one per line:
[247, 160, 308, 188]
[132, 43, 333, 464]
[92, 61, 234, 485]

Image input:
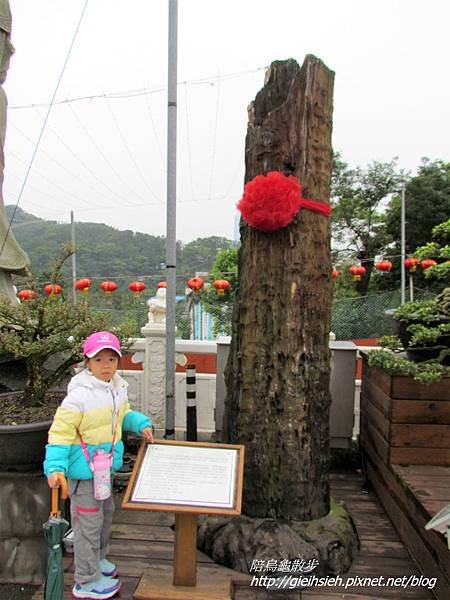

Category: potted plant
[373, 218, 450, 374]
[360, 218, 450, 474]
[0, 246, 135, 470]
[391, 289, 450, 364]
[0, 247, 138, 585]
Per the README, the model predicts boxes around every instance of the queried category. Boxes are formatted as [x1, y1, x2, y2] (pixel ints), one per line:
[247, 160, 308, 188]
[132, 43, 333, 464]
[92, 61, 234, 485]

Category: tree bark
[224, 56, 335, 521]
[356, 256, 374, 296]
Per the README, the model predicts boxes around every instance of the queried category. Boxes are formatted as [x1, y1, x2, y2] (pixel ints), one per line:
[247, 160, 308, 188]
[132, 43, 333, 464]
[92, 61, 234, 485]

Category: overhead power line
[0, 0, 90, 258]
[9, 119, 131, 209]
[5, 168, 72, 209]
[7, 147, 104, 209]
[183, 83, 195, 202]
[208, 69, 221, 201]
[104, 94, 160, 202]
[8, 66, 267, 110]
[31, 106, 144, 209]
[143, 86, 165, 169]
[67, 102, 150, 206]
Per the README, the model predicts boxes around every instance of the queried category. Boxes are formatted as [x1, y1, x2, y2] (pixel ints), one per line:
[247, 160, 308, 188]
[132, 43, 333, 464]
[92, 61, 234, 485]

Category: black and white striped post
[186, 363, 197, 441]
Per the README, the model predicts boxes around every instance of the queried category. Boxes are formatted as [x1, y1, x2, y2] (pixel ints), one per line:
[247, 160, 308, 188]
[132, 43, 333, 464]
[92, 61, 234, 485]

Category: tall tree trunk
[356, 256, 374, 296]
[224, 56, 335, 521]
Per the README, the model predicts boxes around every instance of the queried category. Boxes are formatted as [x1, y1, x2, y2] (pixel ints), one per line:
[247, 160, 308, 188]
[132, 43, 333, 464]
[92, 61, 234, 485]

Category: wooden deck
[358, 356, 450, 600]
[362, 450, 450, 600]
[30, 468, 439, 600]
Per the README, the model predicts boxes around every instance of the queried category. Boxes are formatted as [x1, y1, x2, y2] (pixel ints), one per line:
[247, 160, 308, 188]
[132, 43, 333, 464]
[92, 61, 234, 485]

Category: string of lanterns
[335, 258, 439, 282]
[16, 256, 440, 300]
[16, 276, 232, 301]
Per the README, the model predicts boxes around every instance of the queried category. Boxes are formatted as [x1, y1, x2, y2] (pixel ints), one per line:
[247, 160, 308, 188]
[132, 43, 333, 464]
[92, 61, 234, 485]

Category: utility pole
[400, 181, 406, 304]
[70, 210, 76, 303]
[165, 0, 178, 440]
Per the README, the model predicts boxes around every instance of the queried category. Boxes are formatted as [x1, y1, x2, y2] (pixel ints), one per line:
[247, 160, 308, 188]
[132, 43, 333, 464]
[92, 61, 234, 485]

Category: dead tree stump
[201, 57, 360, 579]
[224, 55, 335, 521]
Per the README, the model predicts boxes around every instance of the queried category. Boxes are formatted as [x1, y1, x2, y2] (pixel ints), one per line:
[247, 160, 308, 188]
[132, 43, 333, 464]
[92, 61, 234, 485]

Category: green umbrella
[43, 475, 69, 600]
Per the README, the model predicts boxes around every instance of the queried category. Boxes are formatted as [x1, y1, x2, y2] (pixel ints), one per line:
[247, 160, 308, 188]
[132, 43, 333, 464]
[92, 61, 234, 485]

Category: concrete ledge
[0, 471, 52, 584]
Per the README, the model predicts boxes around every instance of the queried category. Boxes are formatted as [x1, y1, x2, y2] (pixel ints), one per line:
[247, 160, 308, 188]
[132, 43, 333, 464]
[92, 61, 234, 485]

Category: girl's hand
[141, 427, 154, 444]
[47, 472, 64, 488]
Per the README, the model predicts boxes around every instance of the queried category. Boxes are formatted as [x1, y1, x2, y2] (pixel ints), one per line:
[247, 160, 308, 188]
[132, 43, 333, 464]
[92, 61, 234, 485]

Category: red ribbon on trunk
[237, 171, 331, 232]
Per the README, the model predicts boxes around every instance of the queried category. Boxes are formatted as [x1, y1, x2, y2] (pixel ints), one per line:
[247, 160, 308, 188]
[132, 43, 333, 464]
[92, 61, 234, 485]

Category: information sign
[122, 440, 244, 516]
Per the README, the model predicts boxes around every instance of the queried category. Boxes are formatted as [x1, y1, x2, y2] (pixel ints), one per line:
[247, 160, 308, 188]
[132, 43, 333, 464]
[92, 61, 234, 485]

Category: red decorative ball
[237, 171, 302, 232]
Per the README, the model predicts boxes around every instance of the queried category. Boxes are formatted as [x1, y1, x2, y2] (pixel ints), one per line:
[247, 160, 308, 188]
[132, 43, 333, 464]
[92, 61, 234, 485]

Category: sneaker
[100, 557, 118, 577]
[72, 574, 121, 599]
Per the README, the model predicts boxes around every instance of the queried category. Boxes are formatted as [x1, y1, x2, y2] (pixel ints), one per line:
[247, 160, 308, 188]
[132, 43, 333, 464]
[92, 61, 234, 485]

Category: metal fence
[95, 306, 148, 335]
[98, 289, 436, 341]
[331, 288, 436, 340]
[330, 290, 401, 340]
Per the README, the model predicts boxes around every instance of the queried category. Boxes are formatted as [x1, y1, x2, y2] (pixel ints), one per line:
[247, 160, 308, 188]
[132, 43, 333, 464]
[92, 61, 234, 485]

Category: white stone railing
[122, 331, 369, 445]
[120, 331, 218, 440]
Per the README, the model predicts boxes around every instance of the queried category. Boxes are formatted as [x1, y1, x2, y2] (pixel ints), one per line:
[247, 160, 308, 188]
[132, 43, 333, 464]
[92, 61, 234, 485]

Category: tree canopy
[385, 158, 450, 253]
[331, 153, 403, 295]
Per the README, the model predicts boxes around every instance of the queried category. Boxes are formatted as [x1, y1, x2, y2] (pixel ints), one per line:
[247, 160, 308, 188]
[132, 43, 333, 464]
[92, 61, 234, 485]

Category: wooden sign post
[122, 440, 245, 599]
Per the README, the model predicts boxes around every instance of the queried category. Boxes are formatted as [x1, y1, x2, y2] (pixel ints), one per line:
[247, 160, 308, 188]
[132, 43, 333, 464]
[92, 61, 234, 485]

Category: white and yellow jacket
[43, 369, 150, 480]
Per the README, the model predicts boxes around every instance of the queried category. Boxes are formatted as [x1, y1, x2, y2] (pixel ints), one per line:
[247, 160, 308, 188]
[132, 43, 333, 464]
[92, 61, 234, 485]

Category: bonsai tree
[370, 218, 450, 380]
[413, 218, 450, 283]
[0, 246, 135, 406]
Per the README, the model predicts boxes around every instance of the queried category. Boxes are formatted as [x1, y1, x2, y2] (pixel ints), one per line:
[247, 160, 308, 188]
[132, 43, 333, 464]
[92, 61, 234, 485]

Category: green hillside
[5, 206, 235, 283]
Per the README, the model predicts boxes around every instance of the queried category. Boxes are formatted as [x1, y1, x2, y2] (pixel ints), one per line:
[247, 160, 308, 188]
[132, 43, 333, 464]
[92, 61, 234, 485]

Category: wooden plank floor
[32, 470, 436, 600]
[391, 465, 450, 517]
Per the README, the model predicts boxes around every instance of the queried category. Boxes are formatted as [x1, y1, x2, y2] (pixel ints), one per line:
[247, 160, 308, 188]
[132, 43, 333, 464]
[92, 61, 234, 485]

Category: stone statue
[0, 1, 30, 302]
[147, 287, 166, 324]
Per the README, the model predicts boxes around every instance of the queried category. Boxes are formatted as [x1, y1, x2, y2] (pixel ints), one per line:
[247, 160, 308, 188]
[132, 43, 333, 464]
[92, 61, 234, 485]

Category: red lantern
[17, 289, 36, 301]
[157, 281, 167, 289]
[213, 279, 231, 295]
[75, 278, 91, 295]
[128, 281, 146, 298]
[348, 265, 366, 281]
[44, 283, 62, 297]
[375, 260, 393, 273]
[100, 281, 118, 295]
[187, 277, 204, 293]
[332, 268, 341, 279]
[404, 258, 420, 273]
[421, 258, 437, 270]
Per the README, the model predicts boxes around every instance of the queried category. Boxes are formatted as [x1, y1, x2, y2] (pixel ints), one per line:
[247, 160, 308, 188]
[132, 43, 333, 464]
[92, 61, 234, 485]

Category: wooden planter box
[360, 355, 450, 466]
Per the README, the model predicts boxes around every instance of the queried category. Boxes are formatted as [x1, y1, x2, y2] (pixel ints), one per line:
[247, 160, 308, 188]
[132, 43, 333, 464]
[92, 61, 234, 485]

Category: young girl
[44, 331, 153, 600]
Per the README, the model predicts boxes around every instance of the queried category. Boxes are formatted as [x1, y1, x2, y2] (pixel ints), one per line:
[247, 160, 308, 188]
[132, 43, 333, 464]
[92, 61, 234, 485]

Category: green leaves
[385, 160, 450, 253]
[393, 299, 440, 322]
[0, 293, 130, 405]
[408, 322, 450, 347]
[367, 348, 449, 383]
[331, 154, 403, 295]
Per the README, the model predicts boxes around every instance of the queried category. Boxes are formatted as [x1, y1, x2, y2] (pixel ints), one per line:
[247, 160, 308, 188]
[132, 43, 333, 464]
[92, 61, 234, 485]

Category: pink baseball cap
[83, 331, 122, 358]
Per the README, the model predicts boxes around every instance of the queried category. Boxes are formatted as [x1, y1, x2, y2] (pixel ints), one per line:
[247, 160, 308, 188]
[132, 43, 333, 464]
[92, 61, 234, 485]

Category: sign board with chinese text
[122, 439, 245, 516]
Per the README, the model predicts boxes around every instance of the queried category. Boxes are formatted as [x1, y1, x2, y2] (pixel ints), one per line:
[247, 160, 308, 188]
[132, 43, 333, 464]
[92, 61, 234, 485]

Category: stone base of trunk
[198, 501, 359, 581]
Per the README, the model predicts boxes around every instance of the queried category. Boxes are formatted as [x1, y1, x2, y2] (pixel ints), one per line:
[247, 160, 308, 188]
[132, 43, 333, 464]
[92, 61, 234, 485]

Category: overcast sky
[4, 0, 449, 242]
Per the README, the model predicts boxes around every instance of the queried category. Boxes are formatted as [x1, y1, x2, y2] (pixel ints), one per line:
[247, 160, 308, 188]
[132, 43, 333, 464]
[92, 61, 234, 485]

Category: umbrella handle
[51, 473, 68, 517]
